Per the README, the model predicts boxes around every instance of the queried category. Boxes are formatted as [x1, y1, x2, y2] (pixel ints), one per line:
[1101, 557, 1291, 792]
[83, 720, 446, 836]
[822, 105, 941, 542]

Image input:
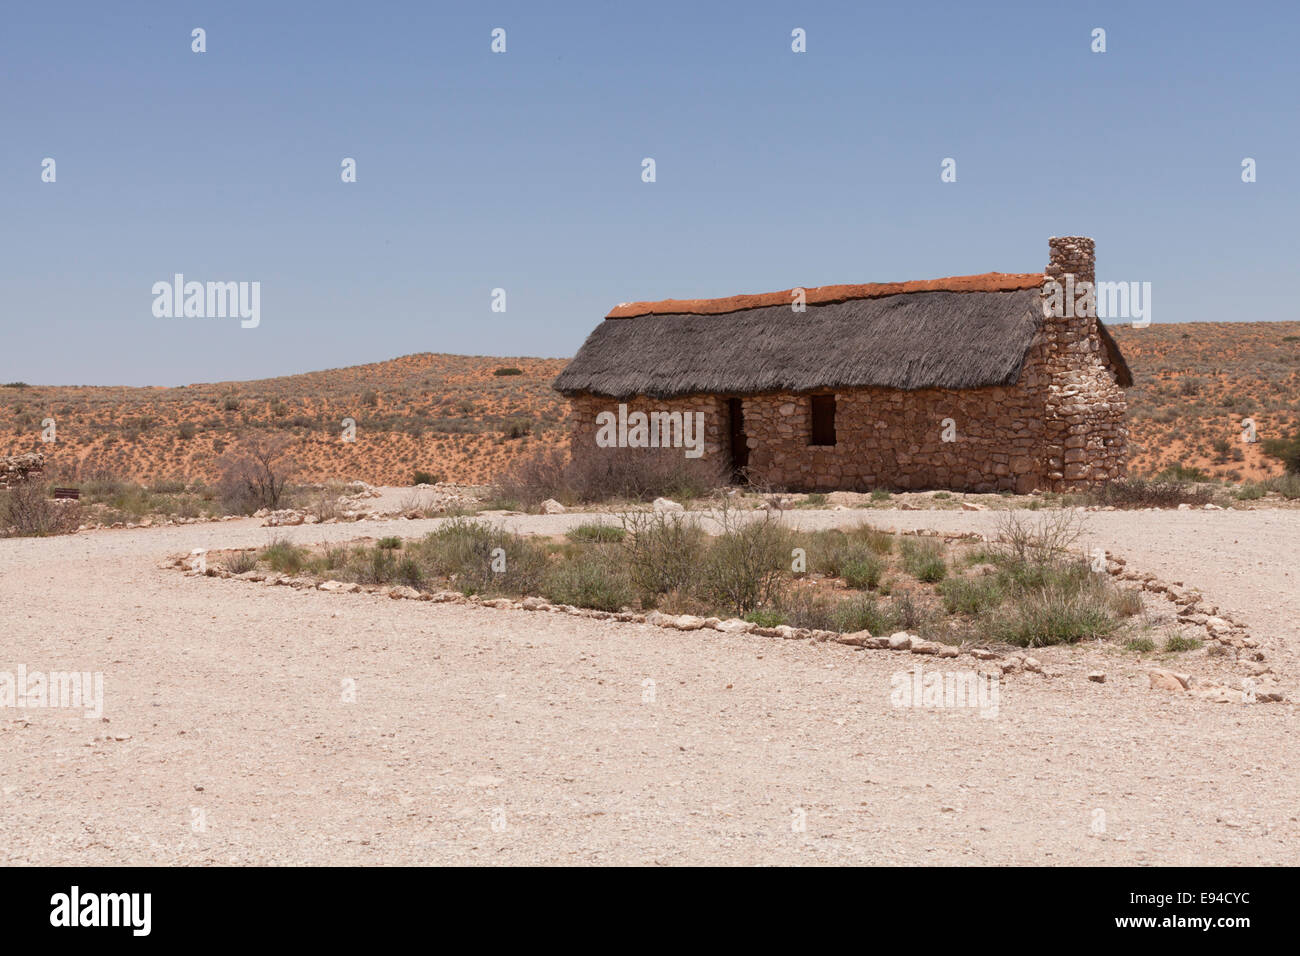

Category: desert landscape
[0, 321, 1296, 490]
[2, 319, 1299, 867]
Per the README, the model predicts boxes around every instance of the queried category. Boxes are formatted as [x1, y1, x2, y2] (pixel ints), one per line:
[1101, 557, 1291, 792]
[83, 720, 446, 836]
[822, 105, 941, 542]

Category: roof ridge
[606, 272, 1046, 319]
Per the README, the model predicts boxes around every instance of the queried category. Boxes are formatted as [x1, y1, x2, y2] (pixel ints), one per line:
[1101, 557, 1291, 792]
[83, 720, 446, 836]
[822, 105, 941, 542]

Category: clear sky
[2, 0, 1296, 386]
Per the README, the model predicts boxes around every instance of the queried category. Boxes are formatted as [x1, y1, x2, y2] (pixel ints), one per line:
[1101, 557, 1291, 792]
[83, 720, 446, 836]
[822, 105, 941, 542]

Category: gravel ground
[1, 505, 1297, 865]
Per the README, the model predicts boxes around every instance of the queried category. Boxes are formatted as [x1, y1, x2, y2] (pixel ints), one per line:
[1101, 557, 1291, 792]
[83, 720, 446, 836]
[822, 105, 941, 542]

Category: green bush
[565, 522, 625, 544]
[414, 517, 547, 596]
[901, 538, 947, 583]
[829, 594, 898, 634]
[619, 511, 707, 601]
[397, 557, 425, 589]
[261, 537, 307, 574]
[377, 536, 402, 550]
[697, 513, 793, 614]
[841, 555, 884, 590]
[984, 584, 1117, 647]
[542, 548, 635, 611]
[1164, 633, 1203, 653]
[493, 367, 524, 376]
[939, 576, 1005, 615]
[1262, 430, 1300, 474]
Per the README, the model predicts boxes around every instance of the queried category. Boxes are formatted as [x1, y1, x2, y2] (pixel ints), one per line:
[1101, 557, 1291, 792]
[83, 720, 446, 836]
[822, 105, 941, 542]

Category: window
[809, 394, 836, 446]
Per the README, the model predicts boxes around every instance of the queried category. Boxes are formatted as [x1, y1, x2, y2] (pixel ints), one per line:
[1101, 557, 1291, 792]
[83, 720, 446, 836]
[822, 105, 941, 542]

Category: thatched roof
[556, 277, 1133, 399]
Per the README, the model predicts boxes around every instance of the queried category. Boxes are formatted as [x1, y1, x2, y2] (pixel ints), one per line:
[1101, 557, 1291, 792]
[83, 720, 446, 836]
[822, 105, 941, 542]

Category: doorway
[727, 398, 748, 483]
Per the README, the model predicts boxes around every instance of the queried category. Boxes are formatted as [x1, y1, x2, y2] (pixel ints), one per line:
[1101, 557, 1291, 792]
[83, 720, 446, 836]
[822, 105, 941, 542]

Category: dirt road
[1, 506, 1296, 865]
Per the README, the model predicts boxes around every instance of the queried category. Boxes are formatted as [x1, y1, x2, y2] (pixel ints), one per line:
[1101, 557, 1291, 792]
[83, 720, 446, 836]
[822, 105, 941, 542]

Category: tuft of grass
[900, 538, 947, 583]
[742, 608, 786, 628]
[221, 550, 258, 574]
[565, 522, 625, 544]
[984, 584, 1117, 647]
[541, 548, 635, 611]
[377, 536, 402, 550]
[939, 576, 1005, 615]
[261, 537, 307, 574]
[1125, 635, 1157, 653]
[1164, 633, 1203, 653]
[841, 555, 884, 590]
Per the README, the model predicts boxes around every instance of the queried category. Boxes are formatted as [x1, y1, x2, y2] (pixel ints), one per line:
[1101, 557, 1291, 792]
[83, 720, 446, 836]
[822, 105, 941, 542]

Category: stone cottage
[553, 237, 1131, 493]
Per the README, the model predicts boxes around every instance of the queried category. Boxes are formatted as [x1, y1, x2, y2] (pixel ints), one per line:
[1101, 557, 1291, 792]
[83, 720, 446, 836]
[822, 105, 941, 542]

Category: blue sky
[2, 0, 1296, 386]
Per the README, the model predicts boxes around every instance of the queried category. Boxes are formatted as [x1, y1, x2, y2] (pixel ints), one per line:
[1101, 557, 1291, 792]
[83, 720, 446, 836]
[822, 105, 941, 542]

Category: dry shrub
[494, 447, 725, 508]
[1085, 477, 1214, 509]
[217, 434, 299, 514]
[0, 479, 81, 537]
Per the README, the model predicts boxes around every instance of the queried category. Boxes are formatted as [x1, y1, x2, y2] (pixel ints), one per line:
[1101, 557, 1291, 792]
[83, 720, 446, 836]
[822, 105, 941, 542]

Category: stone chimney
[1046, 236, 1095, 286]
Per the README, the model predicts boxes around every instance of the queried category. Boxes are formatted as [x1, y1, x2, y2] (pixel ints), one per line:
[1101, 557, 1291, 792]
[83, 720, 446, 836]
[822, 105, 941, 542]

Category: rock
[837, 629, 872, 646]
[1087, 671, 1106, 683]
[961, 501, 986, 511]
[887, 632, 913, 650]
[1177, 503, 1191, 511]
[671, 615, 707, 631]
[652, 497, 684, 513]
[540, 499, 566, 514]
[970, 648, 998, 660]
[388, 586, 421, 600]
[521, 596, 550, 611]
[645, 611, 674, 628]
[863, 636, 891, 649]
[909, 640, 942, 655]
[1203, 503, 1222, 511]
[318, 580, 360, 593]
[1022, 656, 1043, 673]
[936, 645, 960, 658]
[1148, 668, 1190, 692]
[714, 619, 753, 634]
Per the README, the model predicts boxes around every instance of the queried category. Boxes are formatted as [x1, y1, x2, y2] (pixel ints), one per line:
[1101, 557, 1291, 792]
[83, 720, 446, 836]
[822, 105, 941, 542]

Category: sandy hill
[0, 354, 568, 486]
[2, 322, 1298, 487]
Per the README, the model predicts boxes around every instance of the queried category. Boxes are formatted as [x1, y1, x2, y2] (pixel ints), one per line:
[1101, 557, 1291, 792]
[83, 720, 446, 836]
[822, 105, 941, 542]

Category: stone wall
[566, 393, 731, 484]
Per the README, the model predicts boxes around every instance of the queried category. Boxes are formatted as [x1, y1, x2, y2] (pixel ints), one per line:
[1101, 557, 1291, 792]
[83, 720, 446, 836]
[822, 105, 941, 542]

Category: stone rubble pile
[0, 452, 44, 488]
